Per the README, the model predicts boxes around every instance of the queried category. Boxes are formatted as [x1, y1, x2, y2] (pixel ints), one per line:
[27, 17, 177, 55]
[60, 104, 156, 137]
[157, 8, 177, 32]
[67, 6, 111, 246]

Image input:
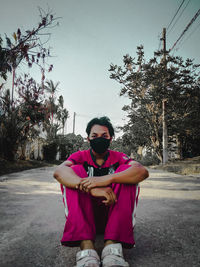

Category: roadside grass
[150, 156, 200, 175]
[0, 159, 62, 176]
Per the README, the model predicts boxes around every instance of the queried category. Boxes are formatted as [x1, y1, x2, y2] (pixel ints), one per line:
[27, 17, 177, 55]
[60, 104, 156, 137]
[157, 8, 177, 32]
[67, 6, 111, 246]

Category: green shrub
[59, 143, 68, 160]
[139, 153, 161, 166]
[43, 142, 57, 161]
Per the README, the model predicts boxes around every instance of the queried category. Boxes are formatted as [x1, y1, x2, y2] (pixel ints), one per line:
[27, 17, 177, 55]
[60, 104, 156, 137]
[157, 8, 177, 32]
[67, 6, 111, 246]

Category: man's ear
[110, 137, 112, 143]
[87, 137, 90, 143]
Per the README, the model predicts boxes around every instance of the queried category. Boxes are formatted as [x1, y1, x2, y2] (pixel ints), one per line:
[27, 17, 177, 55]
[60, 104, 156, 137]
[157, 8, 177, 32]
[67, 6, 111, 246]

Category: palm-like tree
[57, 95, 69, 135]
[45, 80, 60, 123]
[61, 108, 69, 135]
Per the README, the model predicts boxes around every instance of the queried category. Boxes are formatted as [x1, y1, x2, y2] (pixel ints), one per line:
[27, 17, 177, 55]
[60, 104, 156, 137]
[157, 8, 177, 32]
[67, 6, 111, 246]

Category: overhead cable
[176, 18, 200, 51]
[167, 0, 191, 36]
[167, 0, 185, 32]
[170, 8, 200, 51]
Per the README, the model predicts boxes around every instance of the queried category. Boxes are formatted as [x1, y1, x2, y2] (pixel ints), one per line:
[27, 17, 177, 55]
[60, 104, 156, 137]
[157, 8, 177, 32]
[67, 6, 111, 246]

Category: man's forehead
[90, 125, 109, 133]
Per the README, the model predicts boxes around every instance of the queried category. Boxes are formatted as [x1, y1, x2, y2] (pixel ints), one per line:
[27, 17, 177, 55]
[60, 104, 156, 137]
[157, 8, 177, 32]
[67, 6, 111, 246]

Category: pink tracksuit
[60, 149, 140, 248]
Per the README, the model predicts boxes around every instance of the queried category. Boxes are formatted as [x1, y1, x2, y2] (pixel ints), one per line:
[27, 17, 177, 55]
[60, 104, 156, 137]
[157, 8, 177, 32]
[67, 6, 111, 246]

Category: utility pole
[162, 99, 168, 163]
[11, 67, 16, 106]
[162, 28, 168, 164]
[73, 112, 76, 134]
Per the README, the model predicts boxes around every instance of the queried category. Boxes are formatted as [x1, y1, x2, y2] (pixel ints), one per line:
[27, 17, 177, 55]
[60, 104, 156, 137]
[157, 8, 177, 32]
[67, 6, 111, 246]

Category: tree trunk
[19, 142, 27, 160]
[176, 135, 183, 159]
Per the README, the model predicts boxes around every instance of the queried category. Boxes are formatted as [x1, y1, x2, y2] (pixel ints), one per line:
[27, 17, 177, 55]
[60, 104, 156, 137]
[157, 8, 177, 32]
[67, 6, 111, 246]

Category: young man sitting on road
[54, 116, 149, 267]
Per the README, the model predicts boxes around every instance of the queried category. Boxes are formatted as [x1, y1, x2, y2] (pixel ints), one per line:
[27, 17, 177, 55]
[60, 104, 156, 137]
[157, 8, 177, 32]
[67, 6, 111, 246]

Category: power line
[167, 0, 191, 36]
[167, 0, 185, 31]
[170, 8, 200, 52]
[176, 17, 200, 51]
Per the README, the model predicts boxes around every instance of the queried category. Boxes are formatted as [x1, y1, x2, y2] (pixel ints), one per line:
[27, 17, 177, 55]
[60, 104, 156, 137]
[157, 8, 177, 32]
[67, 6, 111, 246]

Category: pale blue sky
[1, 0, 200, 137]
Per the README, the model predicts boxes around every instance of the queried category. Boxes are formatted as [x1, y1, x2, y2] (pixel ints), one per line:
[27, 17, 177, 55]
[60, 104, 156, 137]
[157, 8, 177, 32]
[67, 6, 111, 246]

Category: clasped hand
[76, 176, 116, 206]
[77, 176, 111, 192]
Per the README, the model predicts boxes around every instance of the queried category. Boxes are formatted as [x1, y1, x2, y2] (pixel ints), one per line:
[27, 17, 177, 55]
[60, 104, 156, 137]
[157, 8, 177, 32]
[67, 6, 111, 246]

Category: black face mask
[89, 137, 111, 154]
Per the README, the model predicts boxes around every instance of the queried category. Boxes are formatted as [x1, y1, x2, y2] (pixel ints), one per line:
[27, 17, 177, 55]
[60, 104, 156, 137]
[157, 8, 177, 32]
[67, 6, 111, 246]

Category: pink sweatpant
[60, 164, 140, 248]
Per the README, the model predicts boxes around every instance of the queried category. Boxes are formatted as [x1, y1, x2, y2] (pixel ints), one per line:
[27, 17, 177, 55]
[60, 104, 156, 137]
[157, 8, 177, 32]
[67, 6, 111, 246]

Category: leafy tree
[56, 133, 84, 160]
[0, 8, 58, 81]
[44, 80, 60, 122]
[0, 8, 59, 116]
[110, 137, 132, 156]
[109, 46, 200, 160]
[57, 95, 69, 135]
[43, 80, 69, 141]
[0, 75, 47, 160]
[80, 141, 90, 151]
[0, 8, 60, 161]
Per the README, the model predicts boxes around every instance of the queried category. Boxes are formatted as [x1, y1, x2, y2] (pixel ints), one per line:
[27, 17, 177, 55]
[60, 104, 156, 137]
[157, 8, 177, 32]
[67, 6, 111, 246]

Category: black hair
[86, 116, 115, 137]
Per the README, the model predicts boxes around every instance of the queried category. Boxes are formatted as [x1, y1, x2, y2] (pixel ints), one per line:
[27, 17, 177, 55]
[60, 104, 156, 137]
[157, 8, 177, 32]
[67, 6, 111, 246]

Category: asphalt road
[0, 167, 200, 267]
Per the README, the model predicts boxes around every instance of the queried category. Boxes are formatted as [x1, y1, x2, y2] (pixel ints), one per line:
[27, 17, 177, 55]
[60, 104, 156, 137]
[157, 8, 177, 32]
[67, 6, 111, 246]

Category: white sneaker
[101, 243, 129, 267]
[75, 249, 100, 267]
